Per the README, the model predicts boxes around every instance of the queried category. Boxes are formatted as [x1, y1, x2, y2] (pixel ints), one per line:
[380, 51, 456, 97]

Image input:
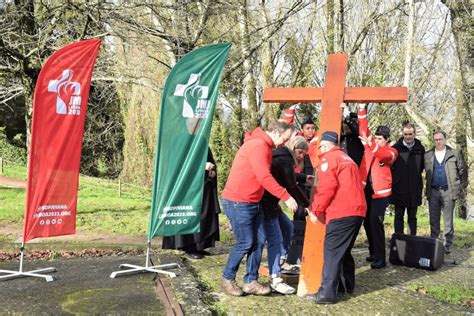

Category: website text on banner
[148, 43, 231, 238]
[22, 39, 101, 243]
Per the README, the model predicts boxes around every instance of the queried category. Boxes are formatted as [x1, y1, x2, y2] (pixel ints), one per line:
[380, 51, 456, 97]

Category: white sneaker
[271, 277, 296, 295]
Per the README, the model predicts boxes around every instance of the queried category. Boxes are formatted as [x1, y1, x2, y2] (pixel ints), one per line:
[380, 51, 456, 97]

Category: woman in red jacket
[358, 104, 398, 269]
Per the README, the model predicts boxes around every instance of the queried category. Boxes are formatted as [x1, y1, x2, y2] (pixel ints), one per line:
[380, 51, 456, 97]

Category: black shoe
[186, 252, 204, 259]
[338, 285, 354, 294]
[305, 291, 336, 304]
[370, 259, 386, 269]
[198, 250, 211, 256]
[445, 249, 451, 255]
[366, 255, 374, 262]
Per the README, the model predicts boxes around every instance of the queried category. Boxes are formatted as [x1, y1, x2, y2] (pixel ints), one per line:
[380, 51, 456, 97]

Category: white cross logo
[174, 73, 209, 118]
[48, 69, 82, 115]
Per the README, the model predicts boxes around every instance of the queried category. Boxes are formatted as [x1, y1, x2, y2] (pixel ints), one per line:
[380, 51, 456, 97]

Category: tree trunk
[261, 1, 278, 125]
[337, 0, 345, 52]
[455, 75, 468, 219]
[327, 0, 335, 54]
[239, 1, 259, 129]
[442, 0, 472, 219]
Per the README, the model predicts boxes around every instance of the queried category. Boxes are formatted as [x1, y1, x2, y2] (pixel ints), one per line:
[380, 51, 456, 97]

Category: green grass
[0, 163, 151, 236]
[0, 188, 26, 223]
[407, 283, 474, 306]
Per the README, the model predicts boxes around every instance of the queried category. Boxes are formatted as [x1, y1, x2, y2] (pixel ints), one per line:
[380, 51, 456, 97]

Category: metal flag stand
[0, 243, 57, 282]
[110, 240, 179, 279]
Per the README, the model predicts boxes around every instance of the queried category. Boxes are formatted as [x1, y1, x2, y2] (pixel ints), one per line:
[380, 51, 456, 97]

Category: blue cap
[320, 131, 338, 144]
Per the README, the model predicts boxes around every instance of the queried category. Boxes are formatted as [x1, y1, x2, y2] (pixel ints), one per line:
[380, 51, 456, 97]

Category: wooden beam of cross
[263, 53, 407, 297]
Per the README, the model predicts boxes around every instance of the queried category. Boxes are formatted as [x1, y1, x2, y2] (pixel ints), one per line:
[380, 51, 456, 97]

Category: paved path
[0, 176, 26, 188]
[0, 256, 166, 315]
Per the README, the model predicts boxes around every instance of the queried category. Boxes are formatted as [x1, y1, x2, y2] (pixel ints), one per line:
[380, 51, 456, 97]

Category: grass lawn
[0, 163, 150, 236]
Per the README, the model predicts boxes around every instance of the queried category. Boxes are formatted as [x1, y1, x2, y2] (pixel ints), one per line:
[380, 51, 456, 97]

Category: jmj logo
[174, 73, 210, 118]
[48, 69, 82, 115]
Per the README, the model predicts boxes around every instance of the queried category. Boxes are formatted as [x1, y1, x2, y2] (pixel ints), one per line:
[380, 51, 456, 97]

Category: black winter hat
[320, 131, 339, 144]
[375, 125, 391, 140]
[301, 115, 315, 127]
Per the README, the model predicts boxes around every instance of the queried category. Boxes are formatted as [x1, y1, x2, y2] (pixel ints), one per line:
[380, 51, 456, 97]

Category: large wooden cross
[263, 53, 407, 297]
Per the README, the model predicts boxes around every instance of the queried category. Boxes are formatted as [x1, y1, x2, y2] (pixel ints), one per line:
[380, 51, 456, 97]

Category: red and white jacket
[311, 147, 367, 222]
[358, 108, 398, 198]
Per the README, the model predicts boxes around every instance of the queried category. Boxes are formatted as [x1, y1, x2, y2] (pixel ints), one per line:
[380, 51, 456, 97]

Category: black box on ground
[389, 233, 444, 271]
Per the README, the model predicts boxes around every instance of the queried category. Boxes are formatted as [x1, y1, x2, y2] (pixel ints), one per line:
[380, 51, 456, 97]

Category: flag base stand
[0, 244, 56, 282]
[110, 240, 179, 279]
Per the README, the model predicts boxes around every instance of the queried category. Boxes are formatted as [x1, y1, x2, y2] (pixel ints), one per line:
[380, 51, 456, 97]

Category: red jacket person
[220, 120, 298, 297]
[306, 131, 366, 304]
[358, 104, 398, 269]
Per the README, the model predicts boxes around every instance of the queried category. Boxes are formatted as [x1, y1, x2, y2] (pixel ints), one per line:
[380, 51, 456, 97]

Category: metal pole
[145, 240, 151, 268]
[19, 243, 25, 273]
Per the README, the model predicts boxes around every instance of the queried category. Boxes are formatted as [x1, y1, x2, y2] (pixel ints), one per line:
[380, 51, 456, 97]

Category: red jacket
[358, 108, 398, 198]
[222, 128, 290, 203]
[312, 147, 367, 222]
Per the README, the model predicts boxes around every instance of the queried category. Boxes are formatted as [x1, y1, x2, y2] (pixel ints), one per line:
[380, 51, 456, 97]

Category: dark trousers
[363, 195, 388, 262]
[394, 205, 418, 235]
[319, 216, 363, 299]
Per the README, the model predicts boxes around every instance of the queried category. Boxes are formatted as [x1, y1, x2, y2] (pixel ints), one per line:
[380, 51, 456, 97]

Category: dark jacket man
[390, 134, 425, 235]
[391, 138, 425, 207]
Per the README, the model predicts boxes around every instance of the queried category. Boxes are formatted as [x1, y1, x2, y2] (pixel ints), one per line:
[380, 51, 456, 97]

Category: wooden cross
[263, 53, 407, 297]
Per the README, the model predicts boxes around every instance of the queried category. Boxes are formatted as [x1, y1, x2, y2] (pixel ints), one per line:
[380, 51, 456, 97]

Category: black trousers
[394, 205, 418, 235]
[320, 216, 363, 299]
[363, 195, 388, 262]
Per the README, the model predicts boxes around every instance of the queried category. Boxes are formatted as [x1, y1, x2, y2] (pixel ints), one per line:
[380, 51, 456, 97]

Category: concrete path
[0, 256, 166, 315]
[0, 176, 26, 188]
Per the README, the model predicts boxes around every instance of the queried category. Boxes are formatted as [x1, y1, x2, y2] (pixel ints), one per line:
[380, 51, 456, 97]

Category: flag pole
[0, 243, 56, 282]
[110, 239, 179, 279]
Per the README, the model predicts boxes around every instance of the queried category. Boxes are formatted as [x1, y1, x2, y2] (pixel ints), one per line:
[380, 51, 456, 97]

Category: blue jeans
[222, 198, 264, 283]
[258, 213, 294, 278]
[278, 212, 294, 259]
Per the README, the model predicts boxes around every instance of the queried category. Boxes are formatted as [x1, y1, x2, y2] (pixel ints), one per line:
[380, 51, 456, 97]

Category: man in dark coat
[162, 149, 220, 259]
[390, 123, 425, 235]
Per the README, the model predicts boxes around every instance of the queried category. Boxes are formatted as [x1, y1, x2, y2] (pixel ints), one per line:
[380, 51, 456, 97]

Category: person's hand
[205, 162, 215, 171]
[306, 208, 318, 224]
[284, 196, 298, 212]
[358, 133, 371, 146]
[341, 103, 350, 118]
[306, 175, 315, 184]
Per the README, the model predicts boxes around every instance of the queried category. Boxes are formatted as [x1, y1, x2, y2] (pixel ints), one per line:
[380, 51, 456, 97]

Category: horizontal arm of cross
[263, 87, 407, 103]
